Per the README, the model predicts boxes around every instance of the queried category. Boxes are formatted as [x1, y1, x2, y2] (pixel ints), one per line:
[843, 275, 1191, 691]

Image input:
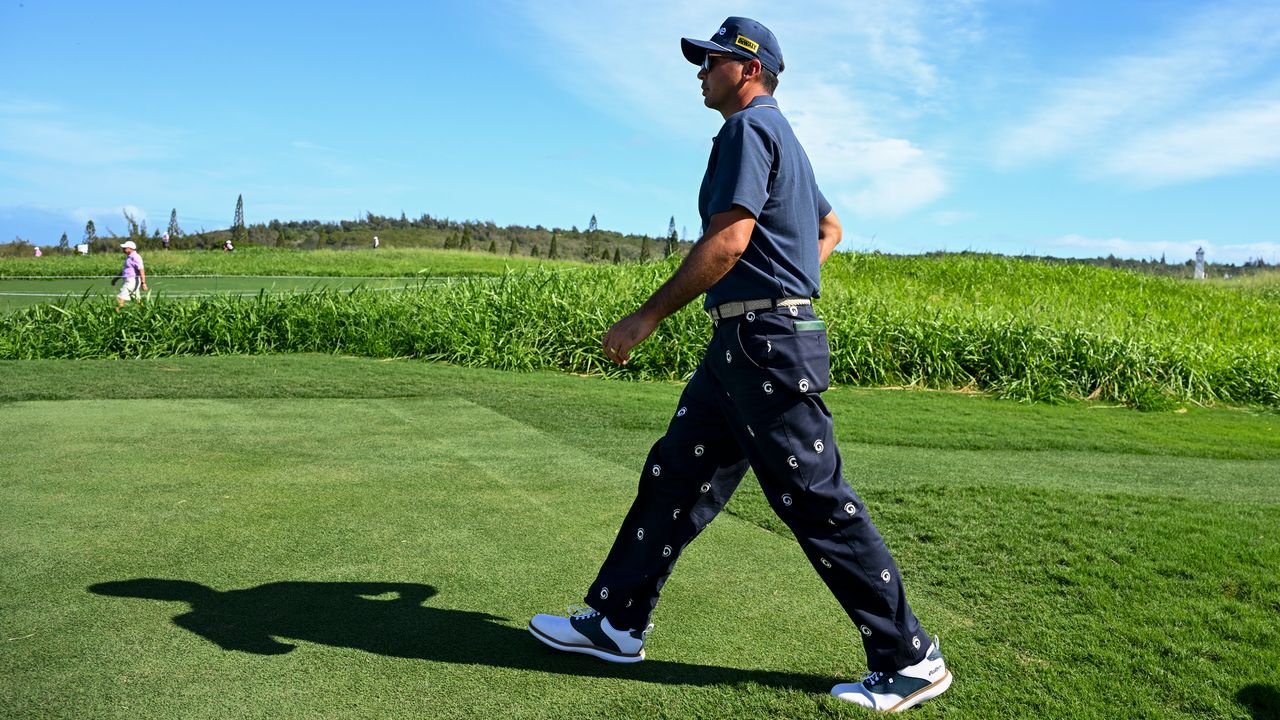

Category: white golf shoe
[528, 605, 651, 663]
[831, 635, 952, 712]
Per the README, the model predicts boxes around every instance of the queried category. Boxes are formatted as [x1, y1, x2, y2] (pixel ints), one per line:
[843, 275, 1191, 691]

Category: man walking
[528, 17, 951, 712]
[114, 240, 148, 309]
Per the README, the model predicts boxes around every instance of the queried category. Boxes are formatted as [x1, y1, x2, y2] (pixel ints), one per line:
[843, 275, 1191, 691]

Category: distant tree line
[157, 209, 689, 264]
[1008, 252, 1273, 279]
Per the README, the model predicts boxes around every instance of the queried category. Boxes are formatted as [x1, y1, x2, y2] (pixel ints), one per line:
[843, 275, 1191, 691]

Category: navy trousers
[586, 306, 928, 671]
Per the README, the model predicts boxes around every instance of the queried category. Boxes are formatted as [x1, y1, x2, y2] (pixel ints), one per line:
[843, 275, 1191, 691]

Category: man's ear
[742, 58, 763, 81]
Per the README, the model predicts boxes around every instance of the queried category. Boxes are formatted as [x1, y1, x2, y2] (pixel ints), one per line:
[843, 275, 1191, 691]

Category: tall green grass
[4, 254, 1277, 408]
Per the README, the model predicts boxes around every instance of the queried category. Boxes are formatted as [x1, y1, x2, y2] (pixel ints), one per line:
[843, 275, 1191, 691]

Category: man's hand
[602, 310, 660, 365]
[110, 276, 120, 286]
[600, 206, 754, 365]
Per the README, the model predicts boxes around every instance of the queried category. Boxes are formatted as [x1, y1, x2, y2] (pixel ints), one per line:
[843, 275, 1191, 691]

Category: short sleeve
[707, 116, 774, 218]
[817, 188, 832, 218]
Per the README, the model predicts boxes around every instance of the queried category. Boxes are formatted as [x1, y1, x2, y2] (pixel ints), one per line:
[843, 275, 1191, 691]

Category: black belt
[707, 297, 811, 321]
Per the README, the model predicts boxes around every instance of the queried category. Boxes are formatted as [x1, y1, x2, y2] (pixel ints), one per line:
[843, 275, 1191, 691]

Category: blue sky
[2, 0, 1279, 264]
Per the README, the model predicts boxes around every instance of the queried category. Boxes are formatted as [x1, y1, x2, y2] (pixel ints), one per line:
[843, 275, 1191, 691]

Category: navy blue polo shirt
[699, 95, 831, 308]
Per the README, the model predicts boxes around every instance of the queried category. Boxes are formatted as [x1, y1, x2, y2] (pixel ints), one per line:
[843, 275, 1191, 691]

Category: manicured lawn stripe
[1, 356, 1276, 719]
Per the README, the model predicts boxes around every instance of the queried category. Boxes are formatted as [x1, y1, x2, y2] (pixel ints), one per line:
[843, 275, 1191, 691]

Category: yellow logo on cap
[735, 34, 759, 53]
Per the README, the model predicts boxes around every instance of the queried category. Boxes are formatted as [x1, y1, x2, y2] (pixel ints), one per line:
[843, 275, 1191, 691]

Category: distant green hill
[20, 212, 686, 265]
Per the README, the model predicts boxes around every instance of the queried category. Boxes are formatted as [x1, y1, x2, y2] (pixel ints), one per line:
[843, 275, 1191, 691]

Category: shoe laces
[566, 605, 600, 620]
[862, 670, 887, 687]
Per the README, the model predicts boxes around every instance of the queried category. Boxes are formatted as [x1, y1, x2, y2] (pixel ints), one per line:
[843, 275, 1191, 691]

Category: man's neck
[719, 89, 771, 120]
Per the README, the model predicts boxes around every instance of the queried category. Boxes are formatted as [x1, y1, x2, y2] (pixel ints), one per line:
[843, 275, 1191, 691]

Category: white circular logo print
[672, 508, 681, 519]
[745, 311, 756, 321]
[636, 528, 645, 540]
[693, 444, 705, 457]
[762, 381, 773, 395]
[913, 635, 921, 650]
[718, 27, 727, 35]
[662, 545, 673, 557]
[787, 455, 798, 469]
[798, 378, 810, 392]
[600, 587, 609, 599]
[725, 350, 732, 363]
[766, 340, 772, 353]
[700, 482, 711, 493]
[880, 569, 892, 583]
[845, 502, 857, 515]
[820, 557, 832, 568]
[814, 439, 825, 453]
[625, 599, 633, 608]
[860, 624, 872, 636]
[651, 464, 661, 477]
[677, 406, 687, 417]
[781, 493, 793, 506]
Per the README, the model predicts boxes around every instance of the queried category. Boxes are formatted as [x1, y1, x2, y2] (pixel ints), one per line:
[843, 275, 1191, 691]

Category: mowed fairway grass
[1, 356, 1277, 719]
[0, 276, 438, 313]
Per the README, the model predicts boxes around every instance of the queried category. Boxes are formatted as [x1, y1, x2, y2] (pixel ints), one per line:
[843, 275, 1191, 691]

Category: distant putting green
[0, 275, 439, 312]
[1, 356, 1277, 719]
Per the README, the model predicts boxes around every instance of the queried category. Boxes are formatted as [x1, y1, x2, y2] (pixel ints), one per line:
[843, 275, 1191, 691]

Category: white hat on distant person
[120, 241, 137, 250]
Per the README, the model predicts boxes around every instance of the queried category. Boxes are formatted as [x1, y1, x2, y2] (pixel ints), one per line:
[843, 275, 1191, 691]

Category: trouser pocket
[733, 313, 830, 395]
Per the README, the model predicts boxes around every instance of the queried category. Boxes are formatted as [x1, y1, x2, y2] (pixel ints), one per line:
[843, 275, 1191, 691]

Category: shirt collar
[746, 95, 779, 110]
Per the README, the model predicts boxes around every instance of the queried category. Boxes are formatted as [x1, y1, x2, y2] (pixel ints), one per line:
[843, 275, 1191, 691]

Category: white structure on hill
[1194, 247, 1205, 280]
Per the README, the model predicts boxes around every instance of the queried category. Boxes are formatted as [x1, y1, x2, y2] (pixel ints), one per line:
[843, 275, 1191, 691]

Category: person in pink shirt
[115, 241, 148, 308]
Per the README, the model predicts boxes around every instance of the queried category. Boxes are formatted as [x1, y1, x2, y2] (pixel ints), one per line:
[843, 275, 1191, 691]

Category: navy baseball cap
[681, 16, 784, 75]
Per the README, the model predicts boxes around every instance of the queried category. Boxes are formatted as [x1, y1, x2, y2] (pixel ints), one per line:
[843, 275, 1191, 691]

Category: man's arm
[818, 209, 842, 266]
[602, 206, 755, 364]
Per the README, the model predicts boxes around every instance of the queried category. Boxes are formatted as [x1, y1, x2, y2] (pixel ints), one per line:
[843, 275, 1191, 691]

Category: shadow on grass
[88, 579, 833, 692]
[1237, 684, 1279, 720]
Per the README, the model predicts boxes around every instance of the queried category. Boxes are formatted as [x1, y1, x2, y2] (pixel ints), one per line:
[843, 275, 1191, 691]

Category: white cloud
[0, 98, 60, 115]
[1100, 99, 1280, 184]
[72, 205, 149, 227]
[931, 210, 975, 226]
[511, 1, 958, 218]
[0, 118, 176, 166]
[997, 3, 1280, 183]
[785, 80, 947, 217]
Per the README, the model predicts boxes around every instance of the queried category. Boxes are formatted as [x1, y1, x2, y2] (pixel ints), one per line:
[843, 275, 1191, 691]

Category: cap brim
[681, 37, 737, 65]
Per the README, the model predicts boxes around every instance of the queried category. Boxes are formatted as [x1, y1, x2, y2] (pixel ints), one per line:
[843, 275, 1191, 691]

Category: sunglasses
[701, 53, 746, 73]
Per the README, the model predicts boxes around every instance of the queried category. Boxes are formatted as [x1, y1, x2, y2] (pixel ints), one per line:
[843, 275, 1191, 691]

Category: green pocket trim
[794, 320, 826, 332]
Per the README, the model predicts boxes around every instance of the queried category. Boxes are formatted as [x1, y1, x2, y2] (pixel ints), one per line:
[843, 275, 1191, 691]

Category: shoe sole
[889, 669, 953, 712]
[527, 622, 645, 664]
